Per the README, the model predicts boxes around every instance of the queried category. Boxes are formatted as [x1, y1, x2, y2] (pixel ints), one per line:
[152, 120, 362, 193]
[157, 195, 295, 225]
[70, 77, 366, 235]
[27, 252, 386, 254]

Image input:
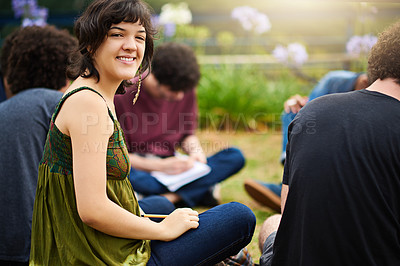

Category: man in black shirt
[259, 20, 400, 266]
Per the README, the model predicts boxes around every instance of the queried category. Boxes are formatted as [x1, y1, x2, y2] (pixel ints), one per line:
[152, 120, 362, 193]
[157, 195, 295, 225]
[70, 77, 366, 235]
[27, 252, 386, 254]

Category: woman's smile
[116, 56, 136, 64]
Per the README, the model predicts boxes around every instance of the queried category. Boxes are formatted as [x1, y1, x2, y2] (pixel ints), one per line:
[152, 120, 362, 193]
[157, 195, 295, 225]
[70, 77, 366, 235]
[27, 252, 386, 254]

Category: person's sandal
[244, 179, 281, 213]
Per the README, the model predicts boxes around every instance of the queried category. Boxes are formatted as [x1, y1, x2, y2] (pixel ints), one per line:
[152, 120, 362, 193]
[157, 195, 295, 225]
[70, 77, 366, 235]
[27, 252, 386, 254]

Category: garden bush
[197, 64, 312, 131]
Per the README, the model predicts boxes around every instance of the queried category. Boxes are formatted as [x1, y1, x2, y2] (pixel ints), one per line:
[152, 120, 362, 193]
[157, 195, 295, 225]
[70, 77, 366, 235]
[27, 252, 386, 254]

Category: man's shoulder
[298, 91, 361, 120]
[25, 88, 63, 98]
[9, 88, 62, 100]
[0, 88, 62, 113]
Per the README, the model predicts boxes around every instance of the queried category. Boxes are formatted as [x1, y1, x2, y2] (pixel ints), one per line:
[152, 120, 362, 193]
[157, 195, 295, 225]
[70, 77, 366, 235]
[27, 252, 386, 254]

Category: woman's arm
[61, 91, 199, 241]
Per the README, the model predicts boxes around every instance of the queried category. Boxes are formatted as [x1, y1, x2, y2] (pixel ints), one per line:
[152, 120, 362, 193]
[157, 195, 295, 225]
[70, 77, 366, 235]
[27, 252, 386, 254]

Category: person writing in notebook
[115, 42, 245, 207]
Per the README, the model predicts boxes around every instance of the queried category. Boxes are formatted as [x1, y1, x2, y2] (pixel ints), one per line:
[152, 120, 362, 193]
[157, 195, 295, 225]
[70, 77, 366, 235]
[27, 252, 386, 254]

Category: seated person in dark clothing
[258, 20, 400, 265]
[244, 70, 369, 213]
[0, 25, 77, 265]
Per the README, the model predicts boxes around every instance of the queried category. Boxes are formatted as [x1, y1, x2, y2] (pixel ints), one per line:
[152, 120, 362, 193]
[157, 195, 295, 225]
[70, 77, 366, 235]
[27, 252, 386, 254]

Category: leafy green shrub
[197, 64, 311, 131]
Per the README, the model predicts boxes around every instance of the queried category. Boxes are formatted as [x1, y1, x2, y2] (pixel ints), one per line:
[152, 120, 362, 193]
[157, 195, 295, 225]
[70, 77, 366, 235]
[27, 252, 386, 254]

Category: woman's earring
[132, 65, 142, 105]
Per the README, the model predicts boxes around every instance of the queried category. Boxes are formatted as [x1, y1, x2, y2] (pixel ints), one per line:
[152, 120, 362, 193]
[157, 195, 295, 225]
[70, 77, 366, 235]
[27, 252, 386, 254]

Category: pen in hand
[141, 214, 168, 219]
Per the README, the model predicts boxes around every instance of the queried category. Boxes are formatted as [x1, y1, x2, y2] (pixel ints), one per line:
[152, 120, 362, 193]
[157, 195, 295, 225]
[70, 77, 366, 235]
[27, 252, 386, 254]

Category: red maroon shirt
[114, 84, 197, 157]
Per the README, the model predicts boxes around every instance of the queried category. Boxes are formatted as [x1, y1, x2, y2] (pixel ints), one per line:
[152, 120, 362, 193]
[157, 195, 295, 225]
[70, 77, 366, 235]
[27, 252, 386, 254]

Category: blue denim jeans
[130, 147, 245, 207]
[147, 202, 256, 266]
[138, 196, 176, 215]
[280, 111, 296, 165]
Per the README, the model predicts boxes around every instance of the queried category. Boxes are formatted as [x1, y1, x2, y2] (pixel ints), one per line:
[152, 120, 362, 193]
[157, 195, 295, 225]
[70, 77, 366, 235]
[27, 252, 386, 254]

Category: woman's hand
[157, 208, 199, 241]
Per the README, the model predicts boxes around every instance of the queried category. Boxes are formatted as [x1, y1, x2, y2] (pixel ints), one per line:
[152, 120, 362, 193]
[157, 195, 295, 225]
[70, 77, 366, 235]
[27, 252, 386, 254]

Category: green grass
[195, 130, 283, 263]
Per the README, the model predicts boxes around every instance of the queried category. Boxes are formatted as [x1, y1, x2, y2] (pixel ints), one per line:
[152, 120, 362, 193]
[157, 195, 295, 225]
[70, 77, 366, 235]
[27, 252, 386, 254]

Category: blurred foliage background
[1, 0, 400, 130]
[2, 0, 400, 54]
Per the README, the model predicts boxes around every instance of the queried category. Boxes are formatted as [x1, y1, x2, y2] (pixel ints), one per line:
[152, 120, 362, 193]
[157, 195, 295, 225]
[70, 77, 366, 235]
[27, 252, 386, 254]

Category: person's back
[272, 90, 400, 265]
[244, 70, 370, 213]
[0, 89, 62, 262]
[0, 25, 77, 264]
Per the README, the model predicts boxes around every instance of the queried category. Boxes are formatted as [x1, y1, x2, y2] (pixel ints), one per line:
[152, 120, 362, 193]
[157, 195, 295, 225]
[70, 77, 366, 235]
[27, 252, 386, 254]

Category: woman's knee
[223, 202, 256, 234]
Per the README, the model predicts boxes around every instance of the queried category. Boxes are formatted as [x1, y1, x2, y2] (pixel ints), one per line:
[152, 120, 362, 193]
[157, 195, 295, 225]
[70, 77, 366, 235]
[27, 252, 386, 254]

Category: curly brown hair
[0, 28, 20, 78]
[6, 25, 77, 95]
[367, 20, 400, 85]
[152, 42, 200, 92]
[67, 0, 156, 94]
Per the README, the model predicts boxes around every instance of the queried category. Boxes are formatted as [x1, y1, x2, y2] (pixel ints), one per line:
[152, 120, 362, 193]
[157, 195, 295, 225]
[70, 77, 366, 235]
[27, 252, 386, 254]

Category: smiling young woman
[93, 22, 146, 85]
[29, 0, 256, 265]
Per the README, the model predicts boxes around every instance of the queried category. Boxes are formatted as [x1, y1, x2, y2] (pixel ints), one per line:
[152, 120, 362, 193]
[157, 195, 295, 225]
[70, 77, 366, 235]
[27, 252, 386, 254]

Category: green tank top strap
[52, 86, 116, 122]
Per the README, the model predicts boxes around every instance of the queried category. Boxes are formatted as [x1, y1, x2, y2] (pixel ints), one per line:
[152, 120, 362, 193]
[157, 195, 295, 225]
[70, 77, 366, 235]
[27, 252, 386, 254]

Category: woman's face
[93, 21, 146, 83]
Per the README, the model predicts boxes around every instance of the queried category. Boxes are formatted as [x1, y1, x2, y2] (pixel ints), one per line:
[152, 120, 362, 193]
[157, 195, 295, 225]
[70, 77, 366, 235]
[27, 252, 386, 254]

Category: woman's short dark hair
[367, 20, 400, 85]
[152, 42, 200, 92]
[6, 25, 78, 95]
[67, 0, 156, 94]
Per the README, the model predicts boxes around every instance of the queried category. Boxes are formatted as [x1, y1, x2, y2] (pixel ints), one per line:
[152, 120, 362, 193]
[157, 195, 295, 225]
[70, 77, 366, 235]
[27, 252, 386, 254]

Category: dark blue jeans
[280, 111, 296, 164]
[138, 196, 176, 215]
[130, 147, 245, 207]
[147, 202, 256, 266]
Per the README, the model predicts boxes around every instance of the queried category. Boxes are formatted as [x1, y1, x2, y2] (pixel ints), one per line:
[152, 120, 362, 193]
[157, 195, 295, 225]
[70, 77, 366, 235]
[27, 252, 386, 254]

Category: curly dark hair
[367, 20, 400, 85]
[152, 42, 200, 92]
[67, 0, 156, 94]
[6, 25, 77, 95]
[0, 28, 20, 78]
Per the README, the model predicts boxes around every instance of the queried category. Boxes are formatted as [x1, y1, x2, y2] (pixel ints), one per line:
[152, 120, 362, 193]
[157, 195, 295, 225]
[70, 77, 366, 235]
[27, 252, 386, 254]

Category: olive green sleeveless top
[29, 87, 150, 265]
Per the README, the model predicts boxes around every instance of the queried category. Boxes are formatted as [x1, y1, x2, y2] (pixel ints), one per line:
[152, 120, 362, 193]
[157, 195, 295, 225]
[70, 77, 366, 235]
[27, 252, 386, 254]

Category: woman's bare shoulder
[63, 88, 108, 113]
[56, 88, 111, 136]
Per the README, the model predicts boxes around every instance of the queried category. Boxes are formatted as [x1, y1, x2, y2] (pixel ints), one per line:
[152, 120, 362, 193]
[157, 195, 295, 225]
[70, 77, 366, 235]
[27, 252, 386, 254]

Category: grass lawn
[196, 129, 284, 264]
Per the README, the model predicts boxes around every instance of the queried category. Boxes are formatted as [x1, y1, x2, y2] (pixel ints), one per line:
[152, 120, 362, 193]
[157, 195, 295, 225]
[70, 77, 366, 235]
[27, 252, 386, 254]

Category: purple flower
[272, 45, 288, 63]
[287, 43, 308, 66]
[12, 0, 37, 18]
[163, 23, 176, 38]
[273, 43, 308, 67]
[231, 6, 271, 35]
[346, 34, 377, 57]
[151, 15, 160, 29]
[11, 0, 48, 27]
[30, 6, 48, 21]
[22, 17, 45, 27]
[12, 0, 27, 18]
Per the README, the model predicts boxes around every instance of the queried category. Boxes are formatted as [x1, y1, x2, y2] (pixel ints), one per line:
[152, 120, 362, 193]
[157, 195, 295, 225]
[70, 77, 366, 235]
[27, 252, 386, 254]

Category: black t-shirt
[272, 90, 400, 265]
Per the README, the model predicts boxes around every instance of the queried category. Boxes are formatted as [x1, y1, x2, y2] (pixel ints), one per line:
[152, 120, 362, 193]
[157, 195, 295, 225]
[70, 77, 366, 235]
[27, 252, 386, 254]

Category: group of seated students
[0, 0, 399, 264]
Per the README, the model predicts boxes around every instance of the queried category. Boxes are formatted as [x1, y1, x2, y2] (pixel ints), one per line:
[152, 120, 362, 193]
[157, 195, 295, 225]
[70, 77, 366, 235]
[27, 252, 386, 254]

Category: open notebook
[151, 160, 211, 192]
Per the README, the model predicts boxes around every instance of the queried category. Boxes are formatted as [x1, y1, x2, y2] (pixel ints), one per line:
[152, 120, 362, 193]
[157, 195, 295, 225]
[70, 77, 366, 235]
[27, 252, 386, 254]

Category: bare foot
[161, 192, 182, 203]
